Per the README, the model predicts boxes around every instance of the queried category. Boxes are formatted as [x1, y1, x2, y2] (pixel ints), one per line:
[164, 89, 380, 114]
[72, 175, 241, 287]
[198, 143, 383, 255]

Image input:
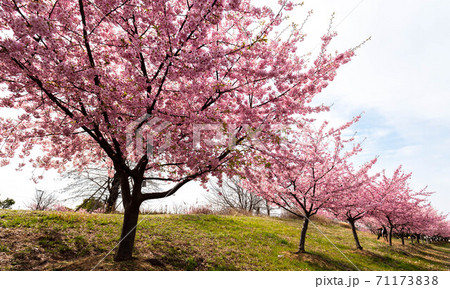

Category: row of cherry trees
[240, 120, 449, 252]
[0, 0, 354, 261]
[0, 0, 448, 262]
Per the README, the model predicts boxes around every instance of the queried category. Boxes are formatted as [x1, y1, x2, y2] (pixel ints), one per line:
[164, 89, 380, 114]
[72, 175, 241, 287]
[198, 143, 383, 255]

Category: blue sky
[1, 0, 449, 214]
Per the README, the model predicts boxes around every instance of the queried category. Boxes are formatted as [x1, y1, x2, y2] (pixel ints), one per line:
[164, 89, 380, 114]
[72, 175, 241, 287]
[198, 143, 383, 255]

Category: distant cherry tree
[326, 161, 378, 250]
[242, 120, 366, 253]
[370, 166, 431, 246]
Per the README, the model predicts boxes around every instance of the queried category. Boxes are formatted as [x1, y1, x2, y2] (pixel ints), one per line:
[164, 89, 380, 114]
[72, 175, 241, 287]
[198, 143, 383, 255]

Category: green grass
[0, 210, 448, 271]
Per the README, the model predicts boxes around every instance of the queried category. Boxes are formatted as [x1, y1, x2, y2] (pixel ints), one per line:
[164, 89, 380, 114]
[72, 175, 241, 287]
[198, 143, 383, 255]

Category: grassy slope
[0, 210, 448, 271]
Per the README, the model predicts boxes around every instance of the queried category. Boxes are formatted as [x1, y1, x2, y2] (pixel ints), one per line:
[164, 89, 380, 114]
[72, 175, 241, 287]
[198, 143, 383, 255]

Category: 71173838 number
[376, 276, 438, 286]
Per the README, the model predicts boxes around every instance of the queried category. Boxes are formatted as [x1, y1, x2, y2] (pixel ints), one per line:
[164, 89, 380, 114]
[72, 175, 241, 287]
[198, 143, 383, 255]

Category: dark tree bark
[410, 234, 414, 244]
[297, 216, 310, 253]
[113, 166, 144, 262]
[112, 158, 195, 261]
[387, 217, 394, 246]
[388, 226, 393, 246]
[401, 235, 405, 245]
[265, 200, 271, 216]
[114, 200, 141, 261]
[105, 172, 120, 213]
[348, 218, 363, 250]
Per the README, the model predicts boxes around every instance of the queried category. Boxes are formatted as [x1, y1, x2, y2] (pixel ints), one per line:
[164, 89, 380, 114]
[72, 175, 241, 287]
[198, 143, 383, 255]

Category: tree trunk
[105, 172, 120, 213]
[388, 226, 393, 246]
[410, 234, 414, 244]
[114, 201, 141, 261]
[348, 218, 363, 250]
[416, 234, 420, 244]
[111, 155, 186, 262]
[401, 235, 405, 245]
[114, 167, 143, 262]
[297, 216, 310, 253]
[265, 200, 271, 216]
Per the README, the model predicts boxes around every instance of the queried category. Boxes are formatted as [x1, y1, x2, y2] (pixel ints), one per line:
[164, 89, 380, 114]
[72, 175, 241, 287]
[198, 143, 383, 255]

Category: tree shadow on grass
[141, 243, 224, 271]
[411, 245, 450, 258]
[358, 250, 431, 271]
[290, 251, 356, 271]
[408, 248, 444, 260]
[426, 243, 450, 253]
[402, 247, 450, 269]
[291, 248, 442, 271]
[53, 255, 157, 271]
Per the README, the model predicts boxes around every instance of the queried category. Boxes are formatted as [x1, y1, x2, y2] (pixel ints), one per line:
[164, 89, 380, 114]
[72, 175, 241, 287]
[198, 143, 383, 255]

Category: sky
[0, 0, 449, 214]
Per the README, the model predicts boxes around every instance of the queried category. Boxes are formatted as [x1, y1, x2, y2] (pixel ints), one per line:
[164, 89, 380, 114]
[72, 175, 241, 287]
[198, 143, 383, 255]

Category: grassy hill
[0, 210, 448, 271]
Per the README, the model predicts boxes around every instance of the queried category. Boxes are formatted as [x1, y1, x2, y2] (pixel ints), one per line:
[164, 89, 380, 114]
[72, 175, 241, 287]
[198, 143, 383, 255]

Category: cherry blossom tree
[326, 160, 378, 250]
[242, 120, 364, 253]
[405, 204, 449, 244]
[361, 181, 449, 246]
[429, 212, 450, 242]
[370, 166, 431, 246]
[0, 0, 355, 260]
